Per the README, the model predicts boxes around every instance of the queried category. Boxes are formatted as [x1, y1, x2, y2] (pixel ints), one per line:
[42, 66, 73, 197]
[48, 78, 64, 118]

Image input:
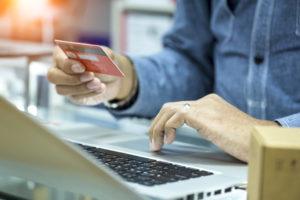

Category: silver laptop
[0, 96, 247, 200]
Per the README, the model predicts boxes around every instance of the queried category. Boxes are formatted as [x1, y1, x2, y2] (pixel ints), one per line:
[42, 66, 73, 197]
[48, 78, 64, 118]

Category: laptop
[0, 96, 247, 200]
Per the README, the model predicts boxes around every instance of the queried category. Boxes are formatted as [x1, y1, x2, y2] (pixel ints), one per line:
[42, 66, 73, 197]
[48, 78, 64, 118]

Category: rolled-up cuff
[107, 55, 162, 118]
[276, 113, 300, 127]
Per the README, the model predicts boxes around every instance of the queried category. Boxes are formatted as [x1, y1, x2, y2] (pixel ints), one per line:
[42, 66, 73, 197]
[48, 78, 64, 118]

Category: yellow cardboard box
[248, 127, 300, 200]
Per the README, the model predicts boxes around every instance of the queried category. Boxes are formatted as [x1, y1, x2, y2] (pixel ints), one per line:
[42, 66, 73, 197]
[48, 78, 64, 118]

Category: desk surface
[0, 39, 53, 58]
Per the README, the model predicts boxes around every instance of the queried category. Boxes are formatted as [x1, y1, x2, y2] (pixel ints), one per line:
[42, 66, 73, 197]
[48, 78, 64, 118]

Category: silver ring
[183, 103, 191, 110]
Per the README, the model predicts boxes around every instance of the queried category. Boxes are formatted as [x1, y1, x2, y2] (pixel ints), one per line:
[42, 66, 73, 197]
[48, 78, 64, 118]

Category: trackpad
[111, 138, 240, 163]
[112, 138, 210, 153]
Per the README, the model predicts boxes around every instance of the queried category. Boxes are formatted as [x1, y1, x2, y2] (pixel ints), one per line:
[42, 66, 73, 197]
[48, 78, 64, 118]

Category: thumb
[101, 46, 115, 60]
[53, 46, 67, 68]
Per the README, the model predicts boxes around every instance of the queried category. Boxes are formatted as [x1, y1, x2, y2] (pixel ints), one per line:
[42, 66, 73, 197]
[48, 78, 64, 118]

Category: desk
[0, 39, 53, 111]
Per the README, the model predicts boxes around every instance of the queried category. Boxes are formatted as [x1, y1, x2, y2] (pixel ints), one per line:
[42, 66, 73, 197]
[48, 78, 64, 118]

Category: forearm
[109, 48, 213, 118]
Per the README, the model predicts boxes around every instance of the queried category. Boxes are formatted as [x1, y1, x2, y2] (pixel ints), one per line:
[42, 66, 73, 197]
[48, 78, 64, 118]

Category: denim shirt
[112, 0, 300, 127]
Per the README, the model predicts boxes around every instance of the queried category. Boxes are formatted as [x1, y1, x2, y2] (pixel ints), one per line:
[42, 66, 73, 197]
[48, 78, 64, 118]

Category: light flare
[15, 0, 50, 18]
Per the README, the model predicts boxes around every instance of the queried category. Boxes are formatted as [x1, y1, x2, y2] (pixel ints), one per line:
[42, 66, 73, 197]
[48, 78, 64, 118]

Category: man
[47, 0, 300, 162]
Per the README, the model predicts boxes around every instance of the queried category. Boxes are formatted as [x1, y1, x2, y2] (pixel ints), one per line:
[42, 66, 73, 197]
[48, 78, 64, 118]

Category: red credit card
[55, 40, 124, 77]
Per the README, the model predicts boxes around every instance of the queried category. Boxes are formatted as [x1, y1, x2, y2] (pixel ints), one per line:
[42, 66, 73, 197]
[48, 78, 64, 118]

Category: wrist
[115, 54, 136, 100]
[255, 119, 281, 127]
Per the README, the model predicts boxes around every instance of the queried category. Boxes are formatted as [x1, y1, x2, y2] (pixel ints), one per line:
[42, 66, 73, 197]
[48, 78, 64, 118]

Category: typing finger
[164, 113, 185, 144]
[149, 110, 176, 151]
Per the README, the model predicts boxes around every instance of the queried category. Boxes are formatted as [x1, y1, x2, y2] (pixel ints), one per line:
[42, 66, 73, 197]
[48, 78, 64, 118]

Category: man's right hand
[47, 46, 136, 106]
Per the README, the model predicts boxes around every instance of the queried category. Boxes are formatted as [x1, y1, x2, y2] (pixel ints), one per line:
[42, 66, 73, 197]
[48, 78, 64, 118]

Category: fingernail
[86, 79, 101, 90]
[71, 64, 84, 73]
[80, 74, 93, 82]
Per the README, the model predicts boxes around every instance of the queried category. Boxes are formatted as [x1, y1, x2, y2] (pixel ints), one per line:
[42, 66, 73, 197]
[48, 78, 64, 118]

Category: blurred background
[0, 0, 175, 115]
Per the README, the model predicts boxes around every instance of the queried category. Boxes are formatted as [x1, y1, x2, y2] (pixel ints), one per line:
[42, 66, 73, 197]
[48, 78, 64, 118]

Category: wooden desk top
[0, 39, 53, 59]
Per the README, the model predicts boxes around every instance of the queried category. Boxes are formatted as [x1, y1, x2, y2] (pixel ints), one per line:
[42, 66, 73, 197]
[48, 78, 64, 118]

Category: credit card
[55, 40, 124, 77]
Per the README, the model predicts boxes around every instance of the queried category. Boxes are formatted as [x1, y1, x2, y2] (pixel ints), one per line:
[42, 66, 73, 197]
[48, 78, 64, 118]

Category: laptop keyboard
[76, 143, 213, 186]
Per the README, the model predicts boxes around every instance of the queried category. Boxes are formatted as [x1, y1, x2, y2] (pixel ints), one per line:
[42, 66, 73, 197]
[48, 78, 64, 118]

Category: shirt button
[254, 55, 264, 65]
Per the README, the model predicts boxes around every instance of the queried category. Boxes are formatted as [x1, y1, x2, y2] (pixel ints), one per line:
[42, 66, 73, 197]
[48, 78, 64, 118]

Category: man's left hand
[149, 94, 278, 162]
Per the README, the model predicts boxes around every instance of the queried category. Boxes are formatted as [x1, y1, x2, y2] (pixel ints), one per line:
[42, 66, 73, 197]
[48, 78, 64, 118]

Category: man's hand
[47, 46, 136, 105]
[149, 94, 279, 162]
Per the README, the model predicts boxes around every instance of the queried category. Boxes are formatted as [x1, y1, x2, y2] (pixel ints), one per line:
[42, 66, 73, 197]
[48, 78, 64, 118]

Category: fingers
[50, 46, 121, 105]
[53, 46, 86, 75]
[61, 59, 85, 75]
[149, 103, 175, 141]
[164, 113, 185, 143]
[149, 102, 191, 152]
[149, 103, 176, 133]
[48, 67, 106, 96]
[164, 128, 176, 144]
[149, 110, 176, 151]
[47, 67, 94, 86]
[55, 78, 105, 96]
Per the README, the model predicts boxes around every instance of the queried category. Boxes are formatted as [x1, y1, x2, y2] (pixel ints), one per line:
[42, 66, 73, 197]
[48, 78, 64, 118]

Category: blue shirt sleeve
[276, 113, 300, 127]
[110, 0, 214, 118]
